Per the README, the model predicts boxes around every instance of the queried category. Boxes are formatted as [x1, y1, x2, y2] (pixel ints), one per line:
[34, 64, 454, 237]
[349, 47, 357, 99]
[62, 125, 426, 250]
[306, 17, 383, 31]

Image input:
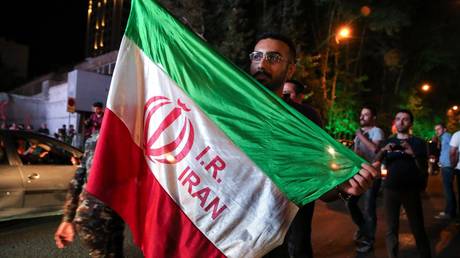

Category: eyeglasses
[249, 51, 287, 64]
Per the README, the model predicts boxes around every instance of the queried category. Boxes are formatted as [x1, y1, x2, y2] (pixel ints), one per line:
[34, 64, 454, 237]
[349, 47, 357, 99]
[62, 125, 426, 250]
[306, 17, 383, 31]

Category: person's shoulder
[295, 102, 323, 127]
[386, 135, 397, 143]
[371, 126, 384, 133]
[410, 136, 426, 145]
[370, 126, 385, 136]
[452, 131, 460, 138]
[450, 131, 460, 145]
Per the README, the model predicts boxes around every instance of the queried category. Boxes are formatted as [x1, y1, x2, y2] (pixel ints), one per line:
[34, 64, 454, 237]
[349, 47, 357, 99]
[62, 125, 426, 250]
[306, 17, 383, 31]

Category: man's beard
[360, 120, 370, 127]
[252, 70, 285, 91]
[396, 126, 410, 134]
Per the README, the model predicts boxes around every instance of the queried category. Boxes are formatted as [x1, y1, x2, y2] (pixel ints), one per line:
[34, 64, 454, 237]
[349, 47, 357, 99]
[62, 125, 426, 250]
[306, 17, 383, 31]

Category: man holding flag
[86, 1, 378, 257]
[249, 32, 376, 258]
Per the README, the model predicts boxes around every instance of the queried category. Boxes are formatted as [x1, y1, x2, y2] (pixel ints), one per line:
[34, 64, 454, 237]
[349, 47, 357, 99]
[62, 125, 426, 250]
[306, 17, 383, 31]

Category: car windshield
[15, 136, 76, 165]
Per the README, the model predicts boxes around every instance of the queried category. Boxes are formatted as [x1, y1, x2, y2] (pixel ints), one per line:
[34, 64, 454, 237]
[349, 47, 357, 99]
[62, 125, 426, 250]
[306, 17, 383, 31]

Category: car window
[14, 135, 76, 165]
[0, 138, 8, 165]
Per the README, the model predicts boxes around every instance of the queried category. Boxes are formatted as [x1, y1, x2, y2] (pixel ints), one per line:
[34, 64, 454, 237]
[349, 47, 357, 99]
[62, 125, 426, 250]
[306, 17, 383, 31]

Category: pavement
[312, 172, 460, 258]
[1, 173, 459, 257]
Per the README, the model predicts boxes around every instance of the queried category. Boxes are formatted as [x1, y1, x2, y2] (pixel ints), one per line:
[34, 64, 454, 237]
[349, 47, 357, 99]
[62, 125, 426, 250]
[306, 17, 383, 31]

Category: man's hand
[54, 222, 75, 249]
[381, 142, 395, 152]
[400, 140, 415, 156]
[338, 163, 378, 196]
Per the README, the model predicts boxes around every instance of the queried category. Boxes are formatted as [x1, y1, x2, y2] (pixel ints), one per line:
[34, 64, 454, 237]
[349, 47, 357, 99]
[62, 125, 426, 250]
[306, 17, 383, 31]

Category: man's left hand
[338, 163, 378, 196]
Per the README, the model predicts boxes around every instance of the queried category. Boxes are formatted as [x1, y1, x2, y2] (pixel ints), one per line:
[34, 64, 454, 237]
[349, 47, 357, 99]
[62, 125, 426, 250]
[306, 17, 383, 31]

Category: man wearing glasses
[249, 32, 378, 258]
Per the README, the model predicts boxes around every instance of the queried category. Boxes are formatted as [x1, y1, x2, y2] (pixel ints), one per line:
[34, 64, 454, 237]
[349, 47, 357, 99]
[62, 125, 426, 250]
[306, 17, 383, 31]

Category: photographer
[375, 109, 431, 258]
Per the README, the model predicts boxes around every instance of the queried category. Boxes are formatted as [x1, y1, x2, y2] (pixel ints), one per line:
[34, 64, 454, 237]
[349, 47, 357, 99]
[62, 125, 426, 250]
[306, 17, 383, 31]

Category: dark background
[1, 0, 459, 137]
[0, 1, 87, 80]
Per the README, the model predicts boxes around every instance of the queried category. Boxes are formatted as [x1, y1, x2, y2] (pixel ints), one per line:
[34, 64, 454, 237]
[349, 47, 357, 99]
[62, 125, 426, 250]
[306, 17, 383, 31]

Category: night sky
[0, 1, 88, 80]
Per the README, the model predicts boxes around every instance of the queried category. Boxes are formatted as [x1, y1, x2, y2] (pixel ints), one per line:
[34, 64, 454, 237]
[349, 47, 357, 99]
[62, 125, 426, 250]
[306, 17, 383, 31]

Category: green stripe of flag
[124, 0, 365, 205]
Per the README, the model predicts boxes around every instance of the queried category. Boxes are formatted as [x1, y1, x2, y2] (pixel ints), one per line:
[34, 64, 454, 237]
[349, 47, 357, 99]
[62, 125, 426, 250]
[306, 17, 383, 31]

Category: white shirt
[354, 126, 385, 162]
[450, 131, 460, 169]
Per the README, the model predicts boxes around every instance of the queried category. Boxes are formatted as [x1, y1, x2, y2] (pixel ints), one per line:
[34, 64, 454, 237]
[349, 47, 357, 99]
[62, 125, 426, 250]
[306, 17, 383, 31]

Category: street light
[335, 26, 351, 43]
[453, 105, 459, 111]
[421, 83, 431, 92]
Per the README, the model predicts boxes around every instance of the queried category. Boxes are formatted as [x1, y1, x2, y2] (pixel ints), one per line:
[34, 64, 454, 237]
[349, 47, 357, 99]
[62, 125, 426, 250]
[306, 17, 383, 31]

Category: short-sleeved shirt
[354, 126, 384, 162]
[450, 131, 460, 169]
[439, 132, 452, 167]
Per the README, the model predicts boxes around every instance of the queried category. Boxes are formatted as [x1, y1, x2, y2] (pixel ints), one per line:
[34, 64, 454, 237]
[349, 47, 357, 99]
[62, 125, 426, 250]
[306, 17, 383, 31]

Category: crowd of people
[50, 31, 460, 258]
[3, 102, 105, 149]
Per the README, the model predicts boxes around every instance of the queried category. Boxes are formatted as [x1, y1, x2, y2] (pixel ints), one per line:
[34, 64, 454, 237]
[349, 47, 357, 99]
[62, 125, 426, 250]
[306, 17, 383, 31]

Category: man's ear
[286, 63, 296, 80]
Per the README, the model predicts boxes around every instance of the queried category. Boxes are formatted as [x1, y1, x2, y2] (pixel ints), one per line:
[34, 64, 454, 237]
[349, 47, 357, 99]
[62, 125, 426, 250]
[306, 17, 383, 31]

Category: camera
[391, 144, 404, 151]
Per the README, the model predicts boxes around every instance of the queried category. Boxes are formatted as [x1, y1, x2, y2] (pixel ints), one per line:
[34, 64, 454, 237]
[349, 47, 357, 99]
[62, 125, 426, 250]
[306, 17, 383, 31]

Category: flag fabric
[86, 0, 365, 257]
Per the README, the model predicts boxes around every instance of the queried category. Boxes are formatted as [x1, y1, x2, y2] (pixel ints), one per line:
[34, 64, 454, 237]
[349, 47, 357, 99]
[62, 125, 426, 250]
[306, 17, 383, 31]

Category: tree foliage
[158, 0, 460, 138]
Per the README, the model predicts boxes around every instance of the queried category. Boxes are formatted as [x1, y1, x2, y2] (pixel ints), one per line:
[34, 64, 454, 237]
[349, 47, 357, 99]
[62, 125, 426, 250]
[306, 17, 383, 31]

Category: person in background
[449, 126, 460, 219]
[283, 79, 305, 104]
[37, 123, 50, 135]
[54, 128, 125, 257]
[434, 123, 455, 219]
[84, 102, 104, 139]
[67, 124, 76, 145]
[55, 124, 67, 142]
[427, 135, 440, 175]
[375, 109, 431, 258]
[9, 122, 18, 130]
[346, 106, 384, 253]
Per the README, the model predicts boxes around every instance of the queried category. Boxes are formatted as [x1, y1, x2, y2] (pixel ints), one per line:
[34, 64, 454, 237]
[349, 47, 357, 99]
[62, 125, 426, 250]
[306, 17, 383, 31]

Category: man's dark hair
[286, 79, 305, 94]
[362, 105, 377, 117]
[93, 102, 103, 108]
[254, 32, 296, 62]
[435, 122, 446, 128]
[396, 108, 414, 123]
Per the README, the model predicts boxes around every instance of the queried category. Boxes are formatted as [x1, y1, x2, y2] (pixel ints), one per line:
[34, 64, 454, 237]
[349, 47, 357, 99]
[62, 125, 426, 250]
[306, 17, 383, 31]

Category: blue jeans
[347, 179, 381, 243]
[441, 167, 457, 217]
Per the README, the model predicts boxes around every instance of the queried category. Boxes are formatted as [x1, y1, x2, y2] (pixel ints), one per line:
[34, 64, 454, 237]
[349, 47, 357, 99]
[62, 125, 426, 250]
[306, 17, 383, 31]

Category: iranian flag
[86, 0, 365, 257]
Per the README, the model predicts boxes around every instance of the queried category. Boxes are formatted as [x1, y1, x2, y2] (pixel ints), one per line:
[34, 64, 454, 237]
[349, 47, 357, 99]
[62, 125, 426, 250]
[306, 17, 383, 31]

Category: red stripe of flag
[86, 109, 225, 258]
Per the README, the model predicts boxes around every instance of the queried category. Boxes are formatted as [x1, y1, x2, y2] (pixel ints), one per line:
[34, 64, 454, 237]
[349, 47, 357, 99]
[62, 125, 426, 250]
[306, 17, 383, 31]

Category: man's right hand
[54, 221, 75, 248]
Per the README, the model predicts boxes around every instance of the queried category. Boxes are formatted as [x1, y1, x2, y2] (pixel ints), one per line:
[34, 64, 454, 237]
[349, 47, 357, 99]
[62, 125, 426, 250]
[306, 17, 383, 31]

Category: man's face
[359, 108, 374, 127]
[250, 38, 295, 92]
[434, 125, 445, 137]
[94, 106, 103, 115]
[394, 112, 412, 133]
[282, 82, 298, 101]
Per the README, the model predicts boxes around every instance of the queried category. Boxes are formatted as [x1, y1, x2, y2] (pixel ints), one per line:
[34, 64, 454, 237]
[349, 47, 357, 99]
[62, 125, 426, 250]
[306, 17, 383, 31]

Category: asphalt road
[0, 173, 459, 258]
[312, 173, 460, 258]
[0, 216, 143, 258]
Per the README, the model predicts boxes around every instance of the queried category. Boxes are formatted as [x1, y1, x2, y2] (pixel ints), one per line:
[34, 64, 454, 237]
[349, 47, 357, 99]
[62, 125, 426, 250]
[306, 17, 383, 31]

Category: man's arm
[355, 129, 382, 154]
[54, 165, 86, 248]
[450, 146, 459, 168]
[320, 163, 378, 202]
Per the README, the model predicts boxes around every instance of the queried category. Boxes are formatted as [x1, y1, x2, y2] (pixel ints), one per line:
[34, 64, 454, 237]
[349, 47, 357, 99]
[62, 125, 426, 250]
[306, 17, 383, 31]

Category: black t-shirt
[286, 99, 322, 212]
[383, 136, 428, 190]
[285, 99, 323, 128]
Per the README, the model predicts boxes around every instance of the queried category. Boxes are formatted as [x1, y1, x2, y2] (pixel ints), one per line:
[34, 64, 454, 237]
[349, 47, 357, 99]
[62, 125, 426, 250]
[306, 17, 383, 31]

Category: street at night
[2, 1, 460, 257]
[1, 174, 459, 258]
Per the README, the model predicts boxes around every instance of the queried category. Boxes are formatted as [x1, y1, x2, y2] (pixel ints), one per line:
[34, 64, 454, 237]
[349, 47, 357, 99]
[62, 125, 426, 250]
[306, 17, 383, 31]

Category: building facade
[86, 0, 131, 57]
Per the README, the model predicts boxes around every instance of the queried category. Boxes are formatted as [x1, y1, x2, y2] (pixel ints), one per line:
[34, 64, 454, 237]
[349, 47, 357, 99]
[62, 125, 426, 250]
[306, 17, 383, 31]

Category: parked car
[0, 129, 83, 221]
